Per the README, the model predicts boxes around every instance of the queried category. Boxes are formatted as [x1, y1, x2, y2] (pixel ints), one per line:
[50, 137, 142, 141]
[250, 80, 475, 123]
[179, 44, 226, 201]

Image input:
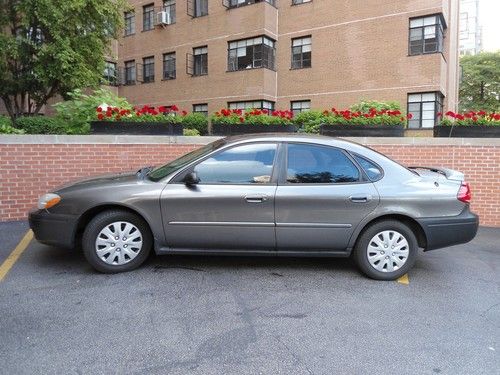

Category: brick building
[103, 0, 460, 130]
[1, 0, 460, 130]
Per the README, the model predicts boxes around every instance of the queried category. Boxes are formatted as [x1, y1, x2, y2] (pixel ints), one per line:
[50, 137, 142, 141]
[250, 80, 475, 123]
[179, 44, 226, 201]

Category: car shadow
[30, 242, 360, 278]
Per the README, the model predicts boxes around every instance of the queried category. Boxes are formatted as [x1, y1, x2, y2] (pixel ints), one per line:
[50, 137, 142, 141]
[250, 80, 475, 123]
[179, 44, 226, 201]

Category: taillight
[457, 182, 472, 203]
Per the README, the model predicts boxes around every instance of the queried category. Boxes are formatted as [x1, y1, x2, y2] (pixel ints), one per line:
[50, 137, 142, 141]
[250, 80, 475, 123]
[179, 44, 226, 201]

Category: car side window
[286, 144, 360, 183]
[194, 143, 277, 184]
[352, 154, 383, 181]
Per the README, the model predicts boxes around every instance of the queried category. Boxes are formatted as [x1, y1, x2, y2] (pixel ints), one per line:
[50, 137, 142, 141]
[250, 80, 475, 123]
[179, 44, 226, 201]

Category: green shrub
[183, 128, 200, 136]
[350, 100, 401, 113]
[53, 88, 132, 134]
[181, 113, 208, 135]
[15, 116, 68, 134]
[294, 110, 325, 133]
[0, 116, 24, 134]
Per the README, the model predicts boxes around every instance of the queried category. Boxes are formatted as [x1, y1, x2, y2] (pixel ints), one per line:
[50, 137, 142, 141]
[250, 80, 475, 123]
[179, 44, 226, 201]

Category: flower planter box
[434, 125, 500, 138]
[319, 124, 405, 137]
[90, 121, 183, 136]
[211, 123, 297, 135]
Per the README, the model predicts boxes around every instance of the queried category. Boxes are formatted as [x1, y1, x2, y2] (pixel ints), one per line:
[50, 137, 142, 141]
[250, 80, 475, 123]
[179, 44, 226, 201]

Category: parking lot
[0, 221, 498, 374]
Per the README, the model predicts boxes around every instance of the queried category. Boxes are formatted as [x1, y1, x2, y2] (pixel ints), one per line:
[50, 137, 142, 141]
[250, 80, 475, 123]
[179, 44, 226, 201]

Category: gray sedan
[29, 135, 479, 280]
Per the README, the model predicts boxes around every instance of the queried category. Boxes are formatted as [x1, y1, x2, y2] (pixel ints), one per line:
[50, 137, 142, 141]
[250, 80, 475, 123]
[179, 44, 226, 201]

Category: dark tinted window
[194, 143, 277, 184]
[287, 144, 360, 183]
[353, 154, 383, 181]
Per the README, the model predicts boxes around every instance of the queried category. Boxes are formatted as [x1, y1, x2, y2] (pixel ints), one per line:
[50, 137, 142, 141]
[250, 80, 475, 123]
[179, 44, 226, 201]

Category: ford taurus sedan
[29, 135, 479, 280]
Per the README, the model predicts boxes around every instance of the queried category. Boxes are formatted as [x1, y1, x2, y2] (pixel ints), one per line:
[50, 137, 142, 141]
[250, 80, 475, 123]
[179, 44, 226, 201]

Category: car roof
[223, 133, 364, 150]
[225, 133, 357, 147]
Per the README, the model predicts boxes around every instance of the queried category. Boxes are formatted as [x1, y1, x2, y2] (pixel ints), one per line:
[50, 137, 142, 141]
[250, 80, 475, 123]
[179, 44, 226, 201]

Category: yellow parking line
[0, 230, 33, 282]
[397, 273, 409, 285]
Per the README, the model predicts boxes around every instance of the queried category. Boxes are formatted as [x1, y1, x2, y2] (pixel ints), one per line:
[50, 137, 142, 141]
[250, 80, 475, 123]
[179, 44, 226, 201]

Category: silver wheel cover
[366, 230, 409, 273]
[95, 221, 143, 266]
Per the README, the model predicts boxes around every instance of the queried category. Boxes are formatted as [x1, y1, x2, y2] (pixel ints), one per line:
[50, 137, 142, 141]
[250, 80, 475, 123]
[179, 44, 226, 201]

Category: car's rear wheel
[82, 210, 152, 273]
[353, 220, 418, 280]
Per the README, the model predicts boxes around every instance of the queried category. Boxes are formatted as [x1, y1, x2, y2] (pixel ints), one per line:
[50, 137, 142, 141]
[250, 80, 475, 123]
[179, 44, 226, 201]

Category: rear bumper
[417, 208, 479, 251]
[28, 209, 78, 249]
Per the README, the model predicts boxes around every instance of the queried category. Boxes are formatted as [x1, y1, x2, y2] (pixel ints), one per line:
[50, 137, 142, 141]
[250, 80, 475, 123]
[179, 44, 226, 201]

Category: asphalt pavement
[0, 222, 498, 375]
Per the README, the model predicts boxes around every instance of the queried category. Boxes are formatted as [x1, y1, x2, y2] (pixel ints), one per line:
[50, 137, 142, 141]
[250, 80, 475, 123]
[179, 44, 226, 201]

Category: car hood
[53, 171, 140, 193]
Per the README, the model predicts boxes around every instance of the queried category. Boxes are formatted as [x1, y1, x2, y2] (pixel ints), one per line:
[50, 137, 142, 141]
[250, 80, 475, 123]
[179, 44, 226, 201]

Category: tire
[82, 209, 152, 273]
[353, 220, 418, 280]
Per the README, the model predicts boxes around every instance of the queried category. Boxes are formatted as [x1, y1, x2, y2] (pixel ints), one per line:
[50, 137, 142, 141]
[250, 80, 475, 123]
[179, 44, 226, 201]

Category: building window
[103, 61, 117, 85]
[160, 0, 176, 24]
[226, 0, 275, 9]
[124, 11, 135, 36]
[228, 100, 275, 111]
[291, 36, 311, 69]
[407, 92, 443, 128]
[409, 14, 445, 55]
[291, 100, 311, 115]
[143, 56, 155, 83]
[163, 53, 176, 80]
[143, 4, 155, 31]
[193, 46, 208, 76]
[193, 0, 208, 17]
[292, 0, 312, 4]
[193, 103, 208, 116]
[124, 60, 136, 85]
[228, 36, 276, 72]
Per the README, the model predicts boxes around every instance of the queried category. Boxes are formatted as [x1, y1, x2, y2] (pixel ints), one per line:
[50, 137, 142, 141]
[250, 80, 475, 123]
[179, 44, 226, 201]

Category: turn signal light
[457, 182, 472, 203]
[37, 193, 61, 210]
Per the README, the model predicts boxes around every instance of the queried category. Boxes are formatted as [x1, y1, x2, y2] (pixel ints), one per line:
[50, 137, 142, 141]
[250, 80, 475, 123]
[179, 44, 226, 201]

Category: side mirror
[184, 171, 200, 186]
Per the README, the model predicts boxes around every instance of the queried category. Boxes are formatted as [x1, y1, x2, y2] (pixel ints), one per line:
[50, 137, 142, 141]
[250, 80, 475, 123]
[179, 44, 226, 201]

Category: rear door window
[286, 143, 360, 183]
[352, 154, 383, 181]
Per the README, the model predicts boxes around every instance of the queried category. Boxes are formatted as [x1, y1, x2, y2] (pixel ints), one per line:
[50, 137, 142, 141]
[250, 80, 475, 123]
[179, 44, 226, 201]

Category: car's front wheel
[353, 220, 418, 280]
[82, 210, 152, 273]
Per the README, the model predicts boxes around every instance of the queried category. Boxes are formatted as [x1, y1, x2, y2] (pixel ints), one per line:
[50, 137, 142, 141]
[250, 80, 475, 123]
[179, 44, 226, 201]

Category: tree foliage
[0, 0, 127, 120]
[459, 52, 500, 112]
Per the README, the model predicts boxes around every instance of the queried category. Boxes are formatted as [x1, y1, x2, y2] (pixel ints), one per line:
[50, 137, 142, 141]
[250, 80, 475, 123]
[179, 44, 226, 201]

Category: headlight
[37, 193, 61, 210]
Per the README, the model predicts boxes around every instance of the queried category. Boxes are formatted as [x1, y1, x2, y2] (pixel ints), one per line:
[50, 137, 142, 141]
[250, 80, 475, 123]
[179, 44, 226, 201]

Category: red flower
[182, 110, 188, 116]
[239, 117, 244, 123]
[171, 105, 179, 112]
[97, 113, 104, 120]
[158, 106, 167, 113]
[478, 110, 486, 116]
[472, 116, 478, 122]
[96, 107, 103, 113]
[456, 114, 465, 120]
[437, 112, 442, 117]
[406, 113, 413, 119]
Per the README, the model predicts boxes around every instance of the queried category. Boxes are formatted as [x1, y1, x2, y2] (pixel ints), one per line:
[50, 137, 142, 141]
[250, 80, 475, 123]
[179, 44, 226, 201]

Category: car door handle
[349, 195, 372, 203]
[245, 194, 269, 203]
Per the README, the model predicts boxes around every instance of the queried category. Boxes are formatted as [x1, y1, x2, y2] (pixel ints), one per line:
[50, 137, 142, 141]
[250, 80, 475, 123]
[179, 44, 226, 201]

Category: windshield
[148, 139, 226, 182]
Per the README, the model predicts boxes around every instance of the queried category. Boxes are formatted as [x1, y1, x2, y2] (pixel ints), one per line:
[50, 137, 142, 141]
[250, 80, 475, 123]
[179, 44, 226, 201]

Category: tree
[459, 51, 500, 112]
[0, 0, 127, 120]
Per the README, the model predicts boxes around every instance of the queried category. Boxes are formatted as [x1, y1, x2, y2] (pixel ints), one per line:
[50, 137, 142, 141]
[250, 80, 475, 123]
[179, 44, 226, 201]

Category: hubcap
[95, 221, 143, 266]
[366, 230, 409, 273]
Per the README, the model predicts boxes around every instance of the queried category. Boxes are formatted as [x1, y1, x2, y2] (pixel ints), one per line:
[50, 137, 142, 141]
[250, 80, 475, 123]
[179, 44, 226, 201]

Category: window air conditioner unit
[157, 11, 172, 25]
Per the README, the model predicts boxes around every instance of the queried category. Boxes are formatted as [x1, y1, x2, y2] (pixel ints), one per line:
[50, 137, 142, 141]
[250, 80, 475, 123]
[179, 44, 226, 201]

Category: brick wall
[0, 137, 498, 226]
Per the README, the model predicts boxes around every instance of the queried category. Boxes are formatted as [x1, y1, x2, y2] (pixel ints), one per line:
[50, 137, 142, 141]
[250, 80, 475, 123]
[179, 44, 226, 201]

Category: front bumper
[28, 209, 79, 249]
[417, 207, 479, 251]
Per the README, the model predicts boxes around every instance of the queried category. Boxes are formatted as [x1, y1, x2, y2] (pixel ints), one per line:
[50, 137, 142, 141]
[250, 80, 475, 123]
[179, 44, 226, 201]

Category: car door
[160, 142, 279, 250]
[275, 142, 380, 251]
